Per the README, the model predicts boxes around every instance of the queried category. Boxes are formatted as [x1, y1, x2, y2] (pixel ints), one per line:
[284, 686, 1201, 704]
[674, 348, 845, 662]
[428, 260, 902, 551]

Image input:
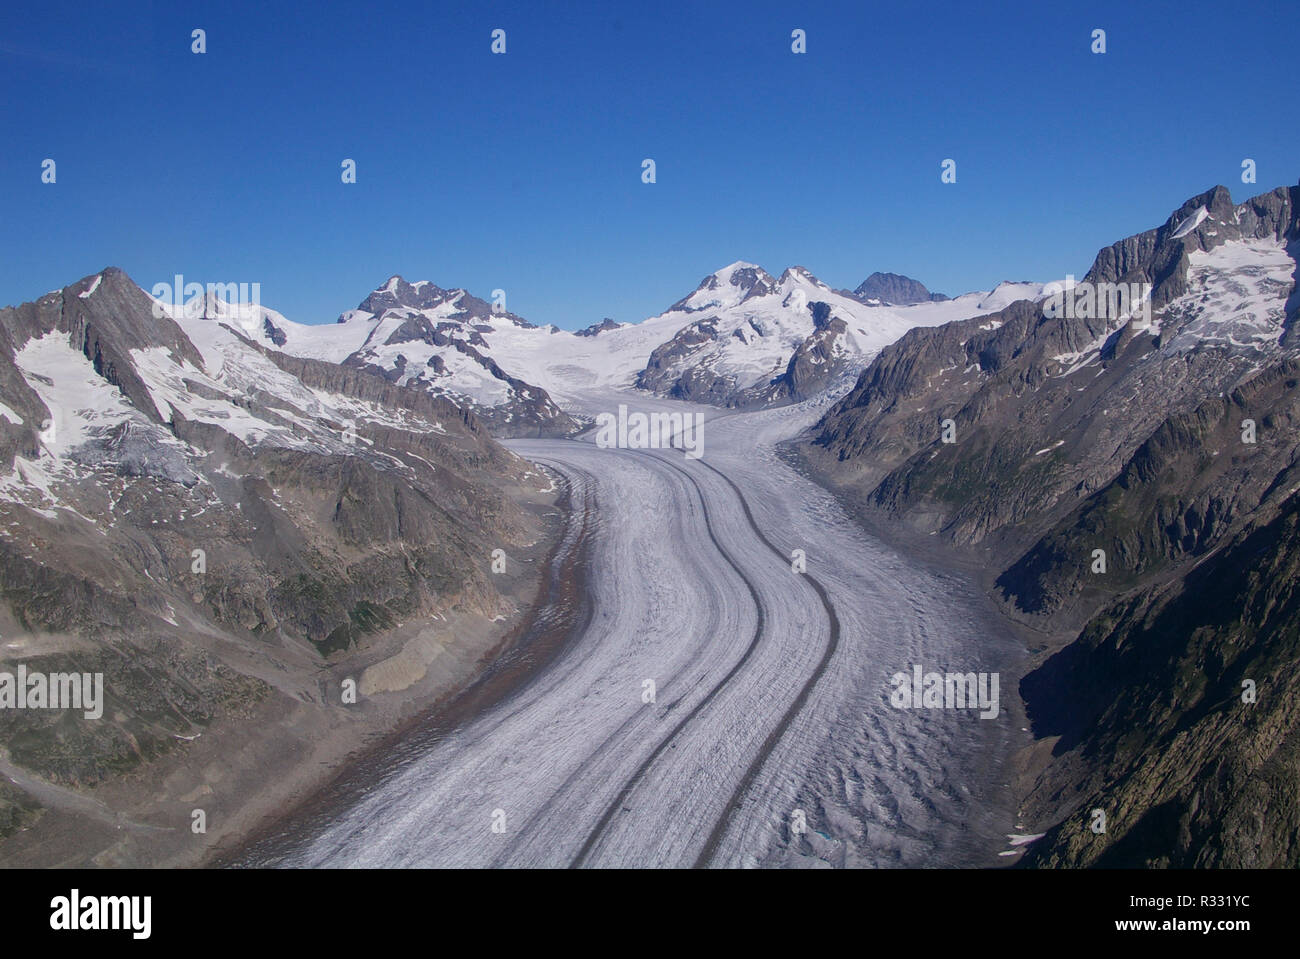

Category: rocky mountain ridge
[802, 180, 1300, 867]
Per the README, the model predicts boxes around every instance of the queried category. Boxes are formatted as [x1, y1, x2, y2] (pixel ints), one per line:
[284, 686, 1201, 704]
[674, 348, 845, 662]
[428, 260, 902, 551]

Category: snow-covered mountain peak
[716, 259, 764, 277]
[355, 275, 453, 316]
[981, 280, 1047, 306]
[672, 261, 777, 312]
[777, 265, 822, 285]
[632, 256, 1049, 407]
[774, 266, 834, 298]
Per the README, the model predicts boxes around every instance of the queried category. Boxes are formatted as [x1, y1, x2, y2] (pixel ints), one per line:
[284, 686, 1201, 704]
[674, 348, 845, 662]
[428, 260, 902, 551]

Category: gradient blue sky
[2, 0, 1296, 329]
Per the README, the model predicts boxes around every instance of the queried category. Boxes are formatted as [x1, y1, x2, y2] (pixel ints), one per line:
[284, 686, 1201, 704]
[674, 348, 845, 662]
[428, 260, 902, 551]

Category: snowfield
[1164, 238, 1297, 352]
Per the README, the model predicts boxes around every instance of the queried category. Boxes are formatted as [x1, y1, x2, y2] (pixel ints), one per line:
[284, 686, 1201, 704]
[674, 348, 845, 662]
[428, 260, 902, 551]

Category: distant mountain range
[200, 264, 1040, 422]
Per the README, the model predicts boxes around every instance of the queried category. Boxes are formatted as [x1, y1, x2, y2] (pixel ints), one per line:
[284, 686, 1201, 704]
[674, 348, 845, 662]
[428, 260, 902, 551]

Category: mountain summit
[852, 272, 948, 305]
[667, 261, 778, 313]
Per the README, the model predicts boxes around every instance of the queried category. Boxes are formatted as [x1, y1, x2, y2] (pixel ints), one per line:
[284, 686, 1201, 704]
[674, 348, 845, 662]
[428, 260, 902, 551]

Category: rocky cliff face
[0, 268, 553, 833]
[802, 181, 1300, 866]
[1019, 489, 1300, 867]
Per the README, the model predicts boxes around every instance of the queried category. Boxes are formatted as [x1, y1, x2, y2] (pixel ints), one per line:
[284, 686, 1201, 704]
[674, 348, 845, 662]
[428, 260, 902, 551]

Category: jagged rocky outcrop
[575, 318, 622, 337]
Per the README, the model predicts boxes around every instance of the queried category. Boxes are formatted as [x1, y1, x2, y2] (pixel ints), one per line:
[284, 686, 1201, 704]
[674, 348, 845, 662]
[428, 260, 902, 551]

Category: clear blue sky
[2, 0, 1296, 329]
